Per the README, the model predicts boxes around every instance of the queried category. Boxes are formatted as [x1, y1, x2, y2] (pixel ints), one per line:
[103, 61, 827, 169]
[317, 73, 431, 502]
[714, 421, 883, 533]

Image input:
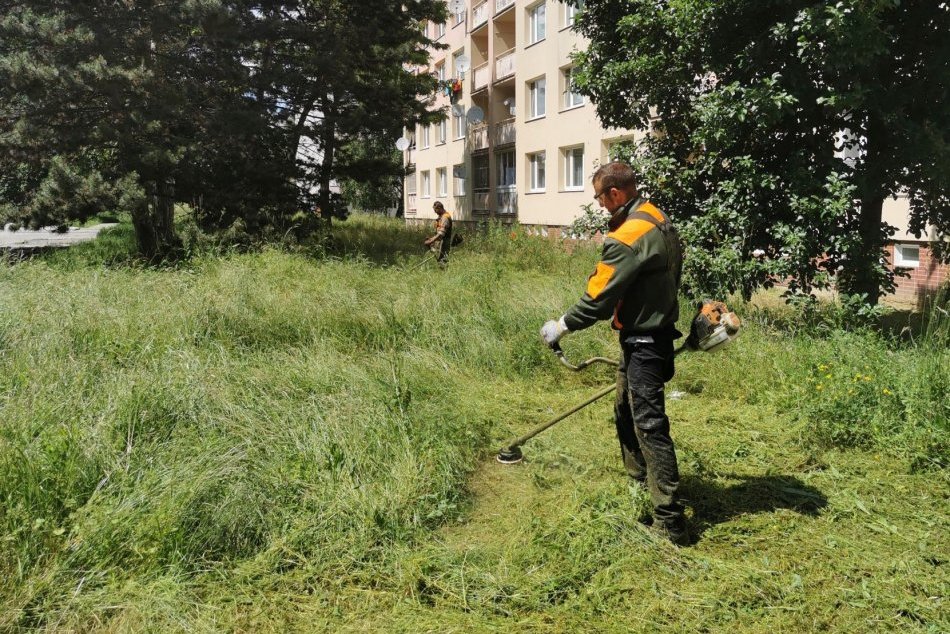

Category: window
[528, 77, 546, 119]
[435, 21, 446, 38]
[895, 243, 920, 267]
[421, 171, 431, 197]
[563, 67, 584, 108]
[437, 167, 448, 196]
[529, 152, 546, 191]
[565, 0, 584, 27]
[453, 111, 466, 139]
[453, 164, 466, 196]
[453, 4, 465, 25]
[529, 3, 546, 44]
[473, 154, 489, 191]
[497, 150, 516, 187]
[564, 146, 584, 190]
[436, 62, 446, 81]
[420, 125, 430, 149]
[438, 119, 447, 144]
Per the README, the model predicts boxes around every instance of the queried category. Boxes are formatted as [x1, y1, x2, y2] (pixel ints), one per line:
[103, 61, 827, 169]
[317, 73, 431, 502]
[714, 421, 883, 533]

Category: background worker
[540, 161, 689, 546]
[423, 201, 453, 268]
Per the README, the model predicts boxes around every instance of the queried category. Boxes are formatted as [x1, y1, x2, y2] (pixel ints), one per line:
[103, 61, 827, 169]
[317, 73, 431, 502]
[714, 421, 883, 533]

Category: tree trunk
[851, 193, 885, 305]
[132, 178, 181, 261]
[318, 99, 336, 230]
[846, 115, 889, 306]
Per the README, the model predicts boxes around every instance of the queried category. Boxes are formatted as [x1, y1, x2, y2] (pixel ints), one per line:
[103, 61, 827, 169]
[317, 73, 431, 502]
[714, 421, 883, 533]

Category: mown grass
[0, 216, 946, 632]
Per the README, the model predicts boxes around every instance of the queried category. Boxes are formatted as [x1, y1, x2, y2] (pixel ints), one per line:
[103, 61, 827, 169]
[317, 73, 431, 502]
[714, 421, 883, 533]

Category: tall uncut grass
[0, 216, 946, 631]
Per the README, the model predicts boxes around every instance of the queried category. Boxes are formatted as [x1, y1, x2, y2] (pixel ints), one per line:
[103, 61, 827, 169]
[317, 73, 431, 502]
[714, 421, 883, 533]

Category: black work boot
[651, 518, 690, 546]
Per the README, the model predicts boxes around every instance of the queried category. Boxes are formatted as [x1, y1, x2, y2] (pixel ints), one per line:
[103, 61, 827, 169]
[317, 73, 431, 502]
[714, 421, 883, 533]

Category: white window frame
[420, 125, 430, 149]
[453, 111, 466, 139]
[453, 164, 466, 196]
[528, 3, 546, 44]
[528, 77, 546, 119]
[435, 21, 446, 39]
[437, 167, 448, 197]
[497, 150, 516, 188]
[564, 145, 584, 190]
[563, 66, 584, 109]
[453, 4, 465, 26]
[436, 62, 446, 81]
[529, 151, 546, 192]
[565, 0, 584, 27]
[894, 243, 920, 267]
[438, 119, 447, 144]
[421, 171, 431, 197]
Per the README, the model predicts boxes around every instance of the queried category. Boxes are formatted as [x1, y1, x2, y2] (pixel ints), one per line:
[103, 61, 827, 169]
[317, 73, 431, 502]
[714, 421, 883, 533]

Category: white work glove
[540, 316, 570, 348]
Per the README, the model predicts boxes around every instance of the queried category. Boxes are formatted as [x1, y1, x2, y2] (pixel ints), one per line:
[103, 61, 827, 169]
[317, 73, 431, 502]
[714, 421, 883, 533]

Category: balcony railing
[495, 47, 515, 82]
[496, 187, 517, 215]
[472, 61, 490, 91]
[495, 0, 515, 13]
[472, 188, 491, 214]
[469, 122, 489, 151]
[472, 1, 488, 29]
[494, 117, 515, 145]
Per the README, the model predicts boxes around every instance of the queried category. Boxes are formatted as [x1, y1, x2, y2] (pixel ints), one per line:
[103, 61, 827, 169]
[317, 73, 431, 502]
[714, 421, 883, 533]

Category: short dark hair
[591, 161, 638, 195]
[433, 201, 445, 212]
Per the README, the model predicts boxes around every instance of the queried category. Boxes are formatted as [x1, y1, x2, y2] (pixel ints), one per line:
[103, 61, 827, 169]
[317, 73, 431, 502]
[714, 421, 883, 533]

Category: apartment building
[402, 0, 946, 303]
[403, 0, 632, 232]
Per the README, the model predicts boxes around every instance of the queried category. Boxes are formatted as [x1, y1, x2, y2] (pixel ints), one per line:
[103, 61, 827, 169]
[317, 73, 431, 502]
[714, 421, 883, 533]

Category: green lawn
[1, 216, 946, 632]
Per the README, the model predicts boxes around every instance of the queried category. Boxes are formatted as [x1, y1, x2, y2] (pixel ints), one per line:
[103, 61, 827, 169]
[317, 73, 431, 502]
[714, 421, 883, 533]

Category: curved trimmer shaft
[496, 342, 688, 464]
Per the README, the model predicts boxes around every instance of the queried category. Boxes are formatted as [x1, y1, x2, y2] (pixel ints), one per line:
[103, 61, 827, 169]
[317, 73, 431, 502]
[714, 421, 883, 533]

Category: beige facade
[404, 0, 635, 229]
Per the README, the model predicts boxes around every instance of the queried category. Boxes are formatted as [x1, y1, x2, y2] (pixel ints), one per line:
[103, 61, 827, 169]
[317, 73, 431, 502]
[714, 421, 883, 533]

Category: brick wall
[886, 242, 949, 306]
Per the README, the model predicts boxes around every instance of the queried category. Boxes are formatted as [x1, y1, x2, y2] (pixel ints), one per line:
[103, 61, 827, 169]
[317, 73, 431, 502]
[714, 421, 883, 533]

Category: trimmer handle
[550, 341, 617, 372]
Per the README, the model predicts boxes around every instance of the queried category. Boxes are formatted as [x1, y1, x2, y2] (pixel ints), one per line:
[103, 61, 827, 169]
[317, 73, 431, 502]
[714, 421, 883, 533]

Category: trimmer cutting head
[496, 446, 524, 464]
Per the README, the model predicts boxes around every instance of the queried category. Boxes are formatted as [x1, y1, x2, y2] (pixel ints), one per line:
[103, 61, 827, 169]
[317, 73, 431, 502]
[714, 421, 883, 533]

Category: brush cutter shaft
[502, 382, 616, 452]
[498, 342, 693, 462]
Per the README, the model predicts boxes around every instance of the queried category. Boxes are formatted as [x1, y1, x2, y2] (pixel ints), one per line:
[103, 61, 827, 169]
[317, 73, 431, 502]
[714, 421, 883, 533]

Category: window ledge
[526, 38, 546, 49]
[559, 103, 585, 114]
[526, 114, 546, 123]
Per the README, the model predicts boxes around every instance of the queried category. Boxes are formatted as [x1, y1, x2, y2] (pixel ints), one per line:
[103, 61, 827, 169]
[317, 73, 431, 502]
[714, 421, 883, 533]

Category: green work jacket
[563, 198, 682, 336]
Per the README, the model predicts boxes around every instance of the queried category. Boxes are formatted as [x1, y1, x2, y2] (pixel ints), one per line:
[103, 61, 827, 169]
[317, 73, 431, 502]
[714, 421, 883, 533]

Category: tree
[251, 0, 446, 226]
[1, 2, 449, 254]
[0, 1, 299, 258]
[338, 136, 405, 215]
[572, 0, 950, 304]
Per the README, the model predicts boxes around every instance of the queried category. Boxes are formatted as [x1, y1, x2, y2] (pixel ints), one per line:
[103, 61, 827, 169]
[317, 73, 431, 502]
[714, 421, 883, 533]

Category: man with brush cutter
[423, 201, 454, 268]
[540, 161, 690, 546]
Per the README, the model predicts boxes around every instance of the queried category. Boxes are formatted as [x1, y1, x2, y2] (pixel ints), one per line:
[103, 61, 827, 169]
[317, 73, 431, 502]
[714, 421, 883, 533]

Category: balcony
[494, 117, 515, 146]
[495, 47, 515, 82]
[472, 188, 491, 214]
[495, 0, 515, 13]
[472, 1, 488, 30]
[497, 187, 517, 215]
[469, 122, 489, 151]
[472, 61, 490, 92]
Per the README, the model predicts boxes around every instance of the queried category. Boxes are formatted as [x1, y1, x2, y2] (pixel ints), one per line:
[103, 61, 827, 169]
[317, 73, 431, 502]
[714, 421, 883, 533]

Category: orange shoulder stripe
[637, 201, 664, 224]
[586, 261, 616, 299]
[607, 218, 655, 246]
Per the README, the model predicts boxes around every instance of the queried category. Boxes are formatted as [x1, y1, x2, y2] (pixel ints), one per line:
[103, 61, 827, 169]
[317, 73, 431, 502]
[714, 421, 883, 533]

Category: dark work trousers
[614, 334, 684, 528]
[437, 235, 451, 266]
